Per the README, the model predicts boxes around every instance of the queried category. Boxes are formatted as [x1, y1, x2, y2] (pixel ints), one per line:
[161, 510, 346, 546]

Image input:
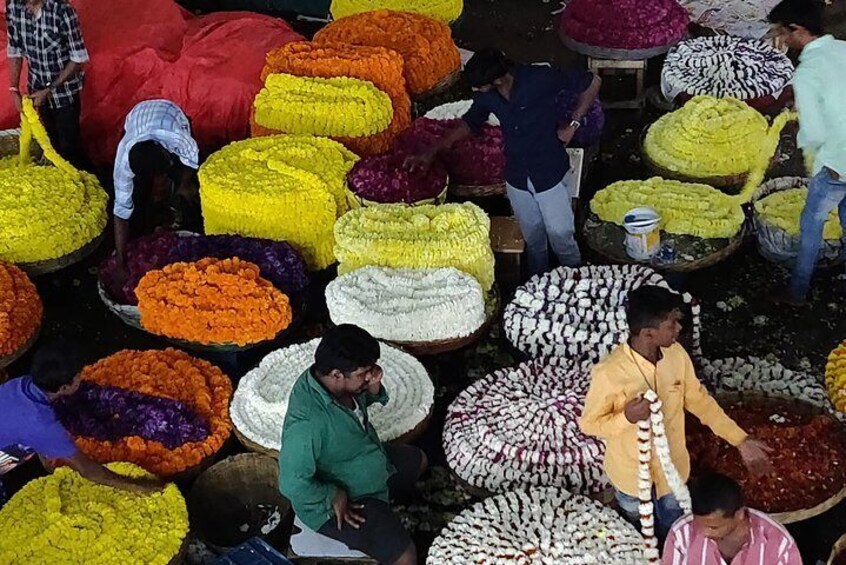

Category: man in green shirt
[279, 325, 426, 565]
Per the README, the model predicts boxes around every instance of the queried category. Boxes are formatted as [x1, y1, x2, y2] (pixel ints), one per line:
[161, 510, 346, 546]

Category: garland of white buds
[637, 389, 692, 562]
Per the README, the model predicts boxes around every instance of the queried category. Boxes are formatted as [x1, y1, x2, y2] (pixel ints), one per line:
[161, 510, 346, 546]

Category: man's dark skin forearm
[40, 452, 163, 494]
[8, 57, 22, 89]
[114, 217, 131, 270]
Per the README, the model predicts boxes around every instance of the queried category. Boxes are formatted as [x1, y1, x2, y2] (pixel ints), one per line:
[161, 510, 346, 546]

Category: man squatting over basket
[581, 286, 773, 542]
[407, 48, 601, 277]
[278, 325, 427, 565]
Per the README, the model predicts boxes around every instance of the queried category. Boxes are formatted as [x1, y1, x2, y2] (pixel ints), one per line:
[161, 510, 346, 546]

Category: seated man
[663, 473, 801, 564]
[279, 325, 426, 565]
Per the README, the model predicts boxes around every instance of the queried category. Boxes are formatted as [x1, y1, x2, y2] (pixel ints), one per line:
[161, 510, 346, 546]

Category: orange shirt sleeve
[580, 364, 632, 439]
[681, 353, 747, 447]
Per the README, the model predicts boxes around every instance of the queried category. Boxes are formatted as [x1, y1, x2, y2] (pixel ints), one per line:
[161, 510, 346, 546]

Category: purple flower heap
[347, 150, 449, 204]
[556, 92, 604, 148]
[560, 0, 688, 51]
[100, 233, 309, 305]
[55, 382, 210, 450]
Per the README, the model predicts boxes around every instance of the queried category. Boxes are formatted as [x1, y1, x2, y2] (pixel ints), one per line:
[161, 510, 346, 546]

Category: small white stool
[290, 516, 369, 559]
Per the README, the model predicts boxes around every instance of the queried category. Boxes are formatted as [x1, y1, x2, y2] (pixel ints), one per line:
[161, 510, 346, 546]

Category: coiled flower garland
[330, 0, 463, 23]
[0, 262, 41, 357]
[755, 188, 842, 240]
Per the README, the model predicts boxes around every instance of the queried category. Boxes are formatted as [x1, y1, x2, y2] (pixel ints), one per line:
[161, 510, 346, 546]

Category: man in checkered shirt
[6, 0, 89, 167]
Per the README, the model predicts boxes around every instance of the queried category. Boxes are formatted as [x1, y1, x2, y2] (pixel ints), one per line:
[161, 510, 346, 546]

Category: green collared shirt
[278, 369, 392, 531]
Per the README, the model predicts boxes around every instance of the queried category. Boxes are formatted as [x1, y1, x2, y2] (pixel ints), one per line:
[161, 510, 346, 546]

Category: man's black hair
[464, 48, 514, 89]
[690, 473, 746, 516]
[31, 338, 84, 393]
[625, 285, 684, 334]
[313, 324, 380, 377]
[129, 140, 172, 178]
[768, 0, 824, 36]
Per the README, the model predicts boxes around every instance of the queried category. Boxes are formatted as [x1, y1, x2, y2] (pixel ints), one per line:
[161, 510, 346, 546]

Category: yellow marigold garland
[254, 73, 394, 137]
[330, 0, 463, 23]
[755, 188, 842, 240]
[0, 463, 188, 565]
[826, 341, 846, 413]
[0, 100, 107, 263]
[199, 135, 358, 269]
[334, 203, 495, 290]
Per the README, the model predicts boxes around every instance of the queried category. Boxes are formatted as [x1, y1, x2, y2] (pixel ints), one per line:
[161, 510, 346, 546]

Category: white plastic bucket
[623, 207, 661, 261]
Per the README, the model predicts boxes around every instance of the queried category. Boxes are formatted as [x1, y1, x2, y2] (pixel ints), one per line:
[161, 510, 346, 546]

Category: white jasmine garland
[444, 357, 609, 496]
[427, 488, 646, 564]
[230, 339, 434, 451]
[424, 100, 500, 126]
[504, 265, 701, 363]
[326, 267, 486, 343]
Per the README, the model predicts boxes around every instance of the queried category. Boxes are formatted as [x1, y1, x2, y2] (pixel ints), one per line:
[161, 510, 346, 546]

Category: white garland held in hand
[428, 488, 646, 564]
[326, 267, 486, 343]
[230, 339, 434, 451]
[444, 357, 609, 496]
[637, 390, 692, 562]
[424, 100, 501, 126]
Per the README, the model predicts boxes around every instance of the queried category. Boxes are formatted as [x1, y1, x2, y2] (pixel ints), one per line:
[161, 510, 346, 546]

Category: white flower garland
[424, 100, 501, 126]
[662, 36, 793, 101]
[428, 487, 646, 564]
[504, 265, 701, 362]
[637, 390, 692, 562]
[326, 267, 486, 343]
[444, 357, 609, 496]
[230, 339, 434, 451]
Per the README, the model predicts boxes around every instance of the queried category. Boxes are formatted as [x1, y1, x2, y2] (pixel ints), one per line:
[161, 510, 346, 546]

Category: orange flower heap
[255, 41, 410, 155]
[314, 10, 461, 95]
[74, 349, 232, 476]
[0, 262, 42, 357]
[136, 258, 293, 346]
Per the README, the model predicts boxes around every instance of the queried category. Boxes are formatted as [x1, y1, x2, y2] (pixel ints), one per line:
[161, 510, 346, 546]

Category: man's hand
[365, 366, 383, 396]
[557, 124, 577, 146]
[332, 488, 365, 530]
[10, 90, 22, 112]
[404, 151, 436, 174]
[29, 89, 51, 108]
[737, 438, 774, 478]
[624, 395, 651, 424]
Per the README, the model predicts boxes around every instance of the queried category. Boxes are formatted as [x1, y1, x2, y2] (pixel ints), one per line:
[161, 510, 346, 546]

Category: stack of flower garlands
[444, 357, 608, 496]
[314, 10, 461, 96]
[662, 36, 793, 102]
[199, 135, 357, 270]
[253, 42, 410, 155]
[559, 0, 688, 52]
[53, 349, 232, 476]
[330, 0, 463, 23]
[0, 262, 41, 357]
[231, 339, 434, 452]
[136, 258, 292, 346]
[427, 488, 646, 563]
[826, 341, 846, 413]
[504, 265, 700, 362]
[326, 266, 486, 343]
[346, 150, 448, 205]
[334, 203, 495, 291]
[755, 187, 842, 241]
[0, 99, 106, 264]
[0, 463, 188, 564]
[99, 232, 309, 306]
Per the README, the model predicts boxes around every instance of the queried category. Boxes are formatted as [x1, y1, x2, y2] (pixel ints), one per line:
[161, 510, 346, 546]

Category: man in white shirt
[112, 100, 200, 281]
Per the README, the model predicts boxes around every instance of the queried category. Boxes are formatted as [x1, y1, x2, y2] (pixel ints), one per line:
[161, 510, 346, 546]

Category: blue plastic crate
[213, 538, 294, 565]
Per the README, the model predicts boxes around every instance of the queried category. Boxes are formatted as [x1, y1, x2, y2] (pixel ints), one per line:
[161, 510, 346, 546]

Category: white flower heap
[326, 266, 485, 343]
[444, 357, 608, 495]
[637, 390, 692, 562]
[425, 100, 501, 126]
[231, 339, 434, 451]
[662, 36, 793, 100]
[428, 487, 646, 564]
[504, 265, 701, 362]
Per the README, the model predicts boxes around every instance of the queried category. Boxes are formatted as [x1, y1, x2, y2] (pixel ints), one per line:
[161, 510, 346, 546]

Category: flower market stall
[0, 262, 41, 369]
[230, 339, 434, 456]
[330, 0, 463, 24]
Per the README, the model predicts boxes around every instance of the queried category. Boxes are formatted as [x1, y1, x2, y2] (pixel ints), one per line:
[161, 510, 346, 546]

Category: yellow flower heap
[334, 203, 495, 290]
[254, 73, 394, 137]
[826, 341, 846, 413]
[200, 135, 358, 270]
[330, 0, 463, 23]
[0, 463, 188, 565]
[0, 99, 106, 263]
[755, 187, 843, 240]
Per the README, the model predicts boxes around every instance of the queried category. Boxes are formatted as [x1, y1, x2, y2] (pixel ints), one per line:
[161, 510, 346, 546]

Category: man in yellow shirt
[580, 286, 772, 540]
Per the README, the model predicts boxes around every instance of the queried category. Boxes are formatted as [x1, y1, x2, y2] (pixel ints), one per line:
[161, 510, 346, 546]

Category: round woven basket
[559, 31, 684, 60]
[414, 67, 461, 101]
[18, 231, 105, 277]
[346, 182, 449, 209]
[167, 534, 189, 565]
[751, 176, 843, 268]
[829, 534, 846, 565]
[189, 453, 295, 554]
[0, 323, 41, 370]
[233, 426, 279, 460]
[98, 280, 143, 330]
[449, 181, 506, 199]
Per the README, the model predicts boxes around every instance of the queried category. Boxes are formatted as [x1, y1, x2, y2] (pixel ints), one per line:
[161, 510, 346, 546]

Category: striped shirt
[662, 510, 802, 565]
[113, 100, 199, 221]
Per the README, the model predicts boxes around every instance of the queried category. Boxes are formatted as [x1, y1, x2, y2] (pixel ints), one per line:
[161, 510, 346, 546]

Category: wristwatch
[569, 119, 581, 130]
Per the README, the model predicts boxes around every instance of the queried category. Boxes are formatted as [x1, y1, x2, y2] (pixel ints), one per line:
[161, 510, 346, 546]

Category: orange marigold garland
[314, 10, 461, 95]
[136, 258, 293, 346]
[69, 348, 232, 476]
[0, 262, 42, 357]
[253, 41, 411, 155]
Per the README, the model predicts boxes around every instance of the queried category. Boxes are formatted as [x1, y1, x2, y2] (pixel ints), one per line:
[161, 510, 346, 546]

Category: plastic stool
[290, 516, 369, 559]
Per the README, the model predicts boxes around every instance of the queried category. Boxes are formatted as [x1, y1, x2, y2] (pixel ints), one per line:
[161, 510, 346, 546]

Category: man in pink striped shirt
[663, 474, 801, 565]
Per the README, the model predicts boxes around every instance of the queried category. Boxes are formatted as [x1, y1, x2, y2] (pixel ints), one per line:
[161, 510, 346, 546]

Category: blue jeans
[615, 489, 683, 542]
[506, 177, 581, 276]
[790, 167, 846, 300]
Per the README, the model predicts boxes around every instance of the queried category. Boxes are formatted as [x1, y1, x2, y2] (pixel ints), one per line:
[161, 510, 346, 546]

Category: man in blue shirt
[409, 49, 601, 276]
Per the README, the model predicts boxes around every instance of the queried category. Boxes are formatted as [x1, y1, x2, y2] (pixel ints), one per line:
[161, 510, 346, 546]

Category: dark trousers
[38, 97, 86, 169]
